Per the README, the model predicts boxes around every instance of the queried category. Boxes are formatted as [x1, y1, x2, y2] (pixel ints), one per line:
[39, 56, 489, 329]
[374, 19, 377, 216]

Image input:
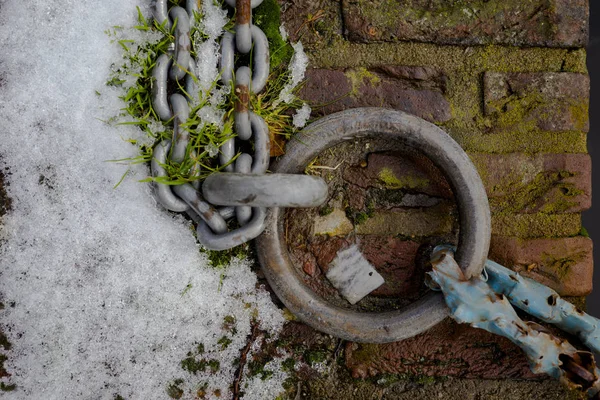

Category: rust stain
[236, 0, 251, 25]
[235, 84, 249, 113]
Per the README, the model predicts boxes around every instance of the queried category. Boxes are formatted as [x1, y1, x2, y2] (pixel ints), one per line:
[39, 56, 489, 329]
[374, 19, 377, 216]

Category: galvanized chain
[150, 0, 328, 251]
[151, 1, 231, 246]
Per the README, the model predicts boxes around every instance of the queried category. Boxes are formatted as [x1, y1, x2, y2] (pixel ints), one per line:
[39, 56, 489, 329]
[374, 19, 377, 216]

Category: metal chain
[428, 246, 600, 396]
[150, 0, 327, 251]
[151, 2, 231, 248]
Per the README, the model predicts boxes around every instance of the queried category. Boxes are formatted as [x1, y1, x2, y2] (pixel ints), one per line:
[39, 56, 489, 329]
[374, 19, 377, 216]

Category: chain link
[150, 0, 327, 251]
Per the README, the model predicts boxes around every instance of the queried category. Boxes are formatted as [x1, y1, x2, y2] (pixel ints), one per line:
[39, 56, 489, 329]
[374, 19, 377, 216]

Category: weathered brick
[489, 236, 593, 297]
[483, 72, 589, 133]
[300, 68, 451, 122]
[470, 153, 591, 214]
[342, 151, 452, 198]
[343, 151, 591, 214]
[342, 0, 588, 48]
[345, 319, 537, 380]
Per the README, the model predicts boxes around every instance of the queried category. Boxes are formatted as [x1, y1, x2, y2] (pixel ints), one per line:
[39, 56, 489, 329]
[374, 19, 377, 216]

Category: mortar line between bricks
[308, 42, 586, 73]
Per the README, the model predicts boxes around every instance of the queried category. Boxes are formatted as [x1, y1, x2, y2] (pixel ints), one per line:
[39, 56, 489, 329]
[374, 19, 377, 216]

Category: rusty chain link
[150, 0, 327, 251]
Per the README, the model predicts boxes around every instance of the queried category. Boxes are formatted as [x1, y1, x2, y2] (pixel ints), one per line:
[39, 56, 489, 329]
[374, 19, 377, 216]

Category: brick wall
[280, 0, 592, 384]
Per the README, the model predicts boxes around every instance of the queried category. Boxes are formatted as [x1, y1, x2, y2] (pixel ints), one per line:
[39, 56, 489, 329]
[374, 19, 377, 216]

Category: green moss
[181, 355, 220, 375]
[181, 356, 208, 374]
[562, 49, 588, 73]
[0, 331, 11, 351]
[491, 213, 581, 238]
[378, 167, 429, 190]
[568, 100, 590, 132]
[166, 379, 184, 399]
[489, 171, 583, 215]
[354, 211, 370, 225]
[217, 336, 232, 349]
[319, 206, 334, 216]
[542, 251, 587, 280]
[208, 359, 220, 373]
[201, 242, 251, 269]
[247, 360, 274, 380]
[348, 343, 382, 365]
[253, 0, 293, 68]
[457, 131, 587, 154]
[281, 357, 296, 372]
[345, 68, 381, 98]
[307, 41, 587, 154]
[222, 315, 236, 333]
[580, 226, 590, 238]
[344, 207, 372, 226]
[303, 349, 327, 365]
[0, 383, 16, 392]
[483, 92, 544, 133]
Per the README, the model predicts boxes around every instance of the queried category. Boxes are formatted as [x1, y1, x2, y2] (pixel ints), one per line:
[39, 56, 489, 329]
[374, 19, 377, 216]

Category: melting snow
[275, 41, 309, 106]
[0, 1, 286, 399]
[292, 103, 312, 128]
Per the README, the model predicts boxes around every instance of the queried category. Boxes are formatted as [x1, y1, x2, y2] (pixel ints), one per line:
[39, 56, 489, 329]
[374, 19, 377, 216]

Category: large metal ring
[256, 108, 491, 343]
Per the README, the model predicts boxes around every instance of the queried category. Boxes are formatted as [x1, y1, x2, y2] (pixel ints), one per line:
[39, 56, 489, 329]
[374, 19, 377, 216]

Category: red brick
[343, 151, 591, 214]
[345, 319, 538, 380]
[483, 72, 589, 133]
[469, 153, 591, 214]
[489, 236, 593, 297]
[308, 236, 425, 298]
[342, 0, 588, 48]
[300, 68, 451, 122]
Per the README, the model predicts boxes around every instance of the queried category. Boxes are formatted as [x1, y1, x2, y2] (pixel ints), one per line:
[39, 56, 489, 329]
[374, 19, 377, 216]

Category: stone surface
[489, 236, 593, 297]
[345, 319, 537, 380]
[313, 208, 354, 236]
[470, 153, 592, 214]
[483, 72, 590, 133]
[342, 0, 588, 48]
[300, 68, 451, 122]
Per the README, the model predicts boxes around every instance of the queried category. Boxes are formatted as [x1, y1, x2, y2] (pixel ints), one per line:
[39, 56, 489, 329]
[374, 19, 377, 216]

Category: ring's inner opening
[284, 135, 460, 312]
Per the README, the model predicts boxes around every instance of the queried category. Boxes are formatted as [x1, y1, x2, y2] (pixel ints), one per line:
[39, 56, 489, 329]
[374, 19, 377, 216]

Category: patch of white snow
[0, 1, 285, 399]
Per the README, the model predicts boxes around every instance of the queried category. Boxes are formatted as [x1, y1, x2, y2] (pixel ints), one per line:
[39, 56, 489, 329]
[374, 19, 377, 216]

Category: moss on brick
[345, 67, 381, 98]
[307, 42, 587, 154]
[491, 214, 581, 238]
[455, 131, 587, 154]
[488, 171, 584, 214]
[377, 167, 429, 190]
[541, 251, 588, 280]
[562, 49, 588, 73]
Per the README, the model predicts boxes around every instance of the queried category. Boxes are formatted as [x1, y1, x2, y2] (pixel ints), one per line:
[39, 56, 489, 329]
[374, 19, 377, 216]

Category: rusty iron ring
[256, 108, 491, 343]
